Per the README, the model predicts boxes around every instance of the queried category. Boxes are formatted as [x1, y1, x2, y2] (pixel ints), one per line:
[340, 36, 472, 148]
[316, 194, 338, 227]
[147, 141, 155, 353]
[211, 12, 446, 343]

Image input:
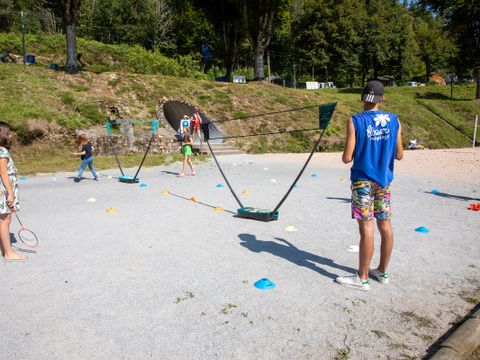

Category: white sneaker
[369, 268, 389, 284]
[335, 274, 370, 291]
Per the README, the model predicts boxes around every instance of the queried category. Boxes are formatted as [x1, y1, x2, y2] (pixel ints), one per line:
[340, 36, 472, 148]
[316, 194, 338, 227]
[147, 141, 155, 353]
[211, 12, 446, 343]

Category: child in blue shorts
[336, 80, 404, 291]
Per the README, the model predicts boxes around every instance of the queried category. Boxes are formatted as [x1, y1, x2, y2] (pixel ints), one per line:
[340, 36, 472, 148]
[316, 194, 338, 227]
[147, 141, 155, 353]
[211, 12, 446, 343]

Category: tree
[59, 0, 81, 71]
[145, 0, 174, 51]
[0, 0, 14, 31]
[196, 0, 244, 80]
[420, 0, 480, 98]
[290, 0, 333, 83]
[168, 0, 214, 56]
[242, 0, 286, 80]
[411, 8, 455, 82]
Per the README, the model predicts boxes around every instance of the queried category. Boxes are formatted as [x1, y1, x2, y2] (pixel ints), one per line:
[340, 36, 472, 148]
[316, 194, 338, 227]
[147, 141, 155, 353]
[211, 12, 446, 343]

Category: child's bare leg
[1, 213, 26, 260]
[358, 219, 374, 280]
[376, 219, 394, 273]
[188, 158, 195, 173]
[181, 157, 187, 174]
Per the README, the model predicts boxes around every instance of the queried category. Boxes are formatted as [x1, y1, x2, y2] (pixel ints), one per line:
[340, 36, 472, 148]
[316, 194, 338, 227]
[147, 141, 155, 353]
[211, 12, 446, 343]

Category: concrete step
[191, 143, 244, 156]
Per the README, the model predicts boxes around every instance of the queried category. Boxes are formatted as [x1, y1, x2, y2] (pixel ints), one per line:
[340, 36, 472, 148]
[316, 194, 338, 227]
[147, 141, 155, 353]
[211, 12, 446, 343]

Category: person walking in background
[336, 80, 404, 291]
[0, 121, 27, 262]
[73, 134, 98, 182]
[177, 126, 196, 177]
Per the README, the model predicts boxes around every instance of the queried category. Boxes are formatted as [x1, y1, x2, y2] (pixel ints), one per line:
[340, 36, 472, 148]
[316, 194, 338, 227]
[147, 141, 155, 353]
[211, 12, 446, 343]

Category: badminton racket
[14, 213, 38, 248]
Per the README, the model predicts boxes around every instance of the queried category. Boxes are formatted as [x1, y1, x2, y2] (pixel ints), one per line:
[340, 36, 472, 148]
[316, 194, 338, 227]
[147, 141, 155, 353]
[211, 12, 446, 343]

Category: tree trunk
[242, 0, 277, 81]
[425, 57, 430, 83]
[65, 22, 78, 71]
[254, 47, 265, 80]
[476, 67, 480, 100]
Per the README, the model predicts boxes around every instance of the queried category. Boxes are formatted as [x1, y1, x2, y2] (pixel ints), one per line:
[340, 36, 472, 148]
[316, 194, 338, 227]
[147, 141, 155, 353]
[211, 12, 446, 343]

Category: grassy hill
[0, 62, 478, 174]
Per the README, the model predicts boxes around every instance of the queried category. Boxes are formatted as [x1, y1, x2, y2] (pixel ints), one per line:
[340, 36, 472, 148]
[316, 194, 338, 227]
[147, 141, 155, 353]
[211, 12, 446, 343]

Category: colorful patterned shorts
[351, 180, 391, 220]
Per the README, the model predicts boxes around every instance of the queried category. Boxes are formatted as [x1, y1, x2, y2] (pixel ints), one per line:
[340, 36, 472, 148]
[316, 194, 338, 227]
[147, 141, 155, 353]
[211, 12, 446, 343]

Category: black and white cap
[361, 80, 384, 103]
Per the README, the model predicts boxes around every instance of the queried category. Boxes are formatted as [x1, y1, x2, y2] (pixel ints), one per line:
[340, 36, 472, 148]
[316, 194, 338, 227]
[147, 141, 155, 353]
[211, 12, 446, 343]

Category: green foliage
[60, 91, 75, 105]
[56, 113, 88, 129]
[76, 103, 103, 124]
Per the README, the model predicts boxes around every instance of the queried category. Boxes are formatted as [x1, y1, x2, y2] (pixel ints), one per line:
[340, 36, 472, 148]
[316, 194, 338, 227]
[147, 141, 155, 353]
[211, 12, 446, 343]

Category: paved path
[2, 154, 479, 359]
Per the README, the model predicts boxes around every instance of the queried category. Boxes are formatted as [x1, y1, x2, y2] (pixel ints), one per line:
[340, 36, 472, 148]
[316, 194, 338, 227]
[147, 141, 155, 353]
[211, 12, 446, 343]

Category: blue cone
[431, 190, 441, 195]
[216, 183, 224, 188]
[254, 278, 276, 290]
[293, 184, 299, 189]
[140, 183, 148, 188]
[415, 226, 430, 233]
[19, 177, 28, 181]
[311, 172, 318, 177]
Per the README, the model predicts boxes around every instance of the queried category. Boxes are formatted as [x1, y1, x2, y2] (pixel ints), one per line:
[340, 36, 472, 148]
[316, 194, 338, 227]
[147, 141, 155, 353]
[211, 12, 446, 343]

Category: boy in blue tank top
[336, 80, 404, 291]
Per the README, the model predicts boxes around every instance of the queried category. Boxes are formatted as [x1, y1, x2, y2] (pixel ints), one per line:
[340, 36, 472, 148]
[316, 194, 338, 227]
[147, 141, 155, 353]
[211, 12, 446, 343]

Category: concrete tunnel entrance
[161, 101, 223, 143]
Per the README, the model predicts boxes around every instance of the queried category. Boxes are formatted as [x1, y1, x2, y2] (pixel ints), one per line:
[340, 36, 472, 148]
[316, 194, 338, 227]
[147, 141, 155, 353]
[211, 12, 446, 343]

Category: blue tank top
[350, 110, 399, 187]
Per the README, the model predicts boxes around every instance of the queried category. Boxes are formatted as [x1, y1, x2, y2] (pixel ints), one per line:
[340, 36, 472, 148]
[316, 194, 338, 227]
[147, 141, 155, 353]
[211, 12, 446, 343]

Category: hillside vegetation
[0, 61, 478, 173]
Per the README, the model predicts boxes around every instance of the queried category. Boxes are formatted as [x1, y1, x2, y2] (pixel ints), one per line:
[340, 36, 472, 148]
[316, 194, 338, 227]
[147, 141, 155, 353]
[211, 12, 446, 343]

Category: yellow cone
[214, 206, 224, 212]
[242, 189, 250, 195]
[161, 189, 170, 195]
[106, 207, 116, 214]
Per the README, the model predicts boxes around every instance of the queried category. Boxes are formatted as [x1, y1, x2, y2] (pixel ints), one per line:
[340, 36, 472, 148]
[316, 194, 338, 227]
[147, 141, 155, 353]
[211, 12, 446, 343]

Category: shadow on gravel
[161, 170, 180, 176]
[425, 191, 480, 202]
[326, 197, 351, 203]
[238, 233, 356, 280]
[168, 191, 237, 215]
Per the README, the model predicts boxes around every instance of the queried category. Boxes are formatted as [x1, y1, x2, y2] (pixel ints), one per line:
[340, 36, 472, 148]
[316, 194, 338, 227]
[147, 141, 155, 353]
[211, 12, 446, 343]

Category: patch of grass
[69, 83, 90, 92]
[371, 330, 389, 339]
[334, 348, 350, 360]
[76, 103, 104, 124]
[174, 291, 194, 304]
[401, 311, 434, 328]
[107, 78, 120, 87]
[60, 91, 75, 105]
[232, 109, 249, 118]
[275, 96, 289, 104]
[197, 94, 212, 101]
[459, 292, 480, 305]
[220, 303, 237, 315]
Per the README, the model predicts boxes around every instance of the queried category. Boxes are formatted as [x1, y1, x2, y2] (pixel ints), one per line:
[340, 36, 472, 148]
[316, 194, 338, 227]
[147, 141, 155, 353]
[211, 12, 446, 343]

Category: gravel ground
[1, 148, 479, 359]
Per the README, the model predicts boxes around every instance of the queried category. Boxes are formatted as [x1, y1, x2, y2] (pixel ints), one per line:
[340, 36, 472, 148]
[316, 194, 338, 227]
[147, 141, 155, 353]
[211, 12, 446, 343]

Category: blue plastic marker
[216, 183, 224, 188]
[254, 278, 276, 290]
[415, 226, 430, 233]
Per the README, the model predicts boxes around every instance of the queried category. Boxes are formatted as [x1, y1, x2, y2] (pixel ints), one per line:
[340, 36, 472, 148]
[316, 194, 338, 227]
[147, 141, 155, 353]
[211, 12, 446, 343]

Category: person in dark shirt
[73, 134, 98, 182]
